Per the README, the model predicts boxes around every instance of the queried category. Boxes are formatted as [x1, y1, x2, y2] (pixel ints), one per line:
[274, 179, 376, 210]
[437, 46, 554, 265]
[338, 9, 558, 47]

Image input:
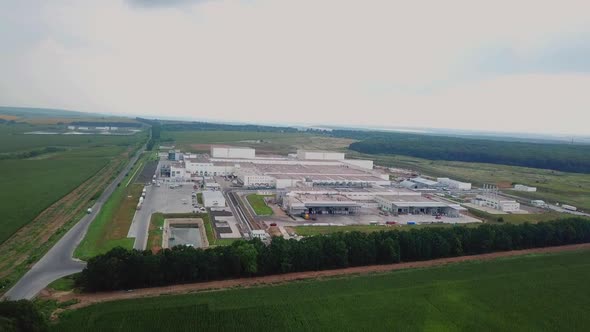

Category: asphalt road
[3, 146, 144, 300]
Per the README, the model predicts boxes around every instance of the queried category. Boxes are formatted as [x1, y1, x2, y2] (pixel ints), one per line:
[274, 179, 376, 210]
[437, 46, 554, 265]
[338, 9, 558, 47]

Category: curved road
[3, 146, 145, 300]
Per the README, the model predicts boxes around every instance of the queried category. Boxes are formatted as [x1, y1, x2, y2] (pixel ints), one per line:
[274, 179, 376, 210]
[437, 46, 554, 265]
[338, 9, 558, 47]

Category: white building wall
[239, 174, 276, 187]
[211, 147, 255, 159]
[342, 159, 374, 170]
[297, 150, 345, 160]
[437, 178, 472, 190]
[514, 184, 537, 192]
[185, 161, 236, 176]
[499, 201, 520, 212]
[170, 165, 188, 180]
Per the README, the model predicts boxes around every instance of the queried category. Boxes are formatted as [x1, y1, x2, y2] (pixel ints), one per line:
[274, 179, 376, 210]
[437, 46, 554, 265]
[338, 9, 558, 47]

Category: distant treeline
[70, 121, 142, 128]
[78, 218, 590, 291]
[333, 130, 590, 173]
[161, 121, 298, 133]
[0, 146, 66, 160]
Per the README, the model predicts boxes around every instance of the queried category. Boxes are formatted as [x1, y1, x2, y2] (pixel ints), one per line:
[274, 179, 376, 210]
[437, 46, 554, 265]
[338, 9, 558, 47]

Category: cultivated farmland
[52, 249, 590, 331]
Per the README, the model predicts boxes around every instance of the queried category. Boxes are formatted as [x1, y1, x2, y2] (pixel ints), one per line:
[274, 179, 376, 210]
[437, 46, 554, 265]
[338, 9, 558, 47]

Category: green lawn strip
[196, 193, 203, 204]
[47, 274, 78, 292]
[74, 182, 128, 260]
[51, 249, 590, 331]
[75, 152, 153, 260]
[246, 194, 273, 216]
[146, 213, 166, 250]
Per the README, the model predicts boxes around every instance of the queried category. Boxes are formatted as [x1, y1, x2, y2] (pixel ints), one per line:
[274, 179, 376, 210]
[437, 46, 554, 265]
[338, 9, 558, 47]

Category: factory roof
[410, 177, 439, 186]
[376, 195, 449, 208]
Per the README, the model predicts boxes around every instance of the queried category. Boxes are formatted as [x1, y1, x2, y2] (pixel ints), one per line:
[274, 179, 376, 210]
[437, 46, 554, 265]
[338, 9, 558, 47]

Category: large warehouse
[375, 195, 461, 217]
[283, 192, 362, 215]
[168, 147, 389, 189]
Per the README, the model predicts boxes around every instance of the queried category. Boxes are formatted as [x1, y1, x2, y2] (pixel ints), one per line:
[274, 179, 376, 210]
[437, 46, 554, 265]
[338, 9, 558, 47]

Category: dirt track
[49, 243, 590, 309]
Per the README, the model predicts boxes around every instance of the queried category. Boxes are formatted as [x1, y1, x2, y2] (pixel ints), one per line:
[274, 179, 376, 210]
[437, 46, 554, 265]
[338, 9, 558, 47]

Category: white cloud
[0, 0, 589, 134]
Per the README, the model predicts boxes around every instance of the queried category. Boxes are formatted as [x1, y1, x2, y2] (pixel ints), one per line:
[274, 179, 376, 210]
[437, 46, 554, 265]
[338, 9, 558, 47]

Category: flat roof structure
[376, 195, 448, 208]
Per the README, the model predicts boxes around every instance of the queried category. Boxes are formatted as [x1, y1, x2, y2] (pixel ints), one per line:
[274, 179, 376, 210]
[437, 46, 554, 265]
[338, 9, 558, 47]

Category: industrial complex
[133, 145, 555, 249]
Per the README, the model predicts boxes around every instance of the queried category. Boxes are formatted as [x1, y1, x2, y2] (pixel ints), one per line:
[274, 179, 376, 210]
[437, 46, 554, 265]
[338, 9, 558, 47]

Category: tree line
[160, 121, 298, 133]
[77, 218, 590, 291]
[0, 300, 47, 332]
[332, 130, 590, 174]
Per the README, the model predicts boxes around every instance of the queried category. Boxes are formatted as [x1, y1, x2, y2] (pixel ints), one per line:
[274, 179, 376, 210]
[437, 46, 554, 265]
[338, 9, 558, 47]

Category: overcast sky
[1, 0, 589, 135]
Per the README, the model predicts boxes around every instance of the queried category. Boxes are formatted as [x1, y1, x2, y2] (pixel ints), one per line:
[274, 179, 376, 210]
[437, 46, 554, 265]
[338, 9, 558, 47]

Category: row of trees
[161, 121, 298, 133]
[0, 146, 65, 160]
[334, 130, 590, 174]
[0, 300, 47, 332]
[78, 218, 590, 291]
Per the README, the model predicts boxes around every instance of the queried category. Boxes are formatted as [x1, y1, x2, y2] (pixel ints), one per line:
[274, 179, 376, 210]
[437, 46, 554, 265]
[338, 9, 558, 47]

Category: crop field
[0, 124, 145, 153]
[52, 249, 590, 331]
[161, 130, 354, 154]
[246, 194, 273, 216]
[0, 158, 109, 244]
[357, 152, 590, 211]
[0, 123, 144, 245]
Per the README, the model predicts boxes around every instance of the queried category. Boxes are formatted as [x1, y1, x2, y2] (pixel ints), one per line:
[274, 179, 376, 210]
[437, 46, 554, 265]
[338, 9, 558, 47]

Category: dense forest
[78, 218, 590, 291]
[160, 121, 298, 133]
[333, 130, 590, 173]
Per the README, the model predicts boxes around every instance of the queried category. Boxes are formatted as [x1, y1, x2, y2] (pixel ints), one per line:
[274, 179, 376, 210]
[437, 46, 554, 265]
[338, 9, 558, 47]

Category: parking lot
[127, 182, 197, 250]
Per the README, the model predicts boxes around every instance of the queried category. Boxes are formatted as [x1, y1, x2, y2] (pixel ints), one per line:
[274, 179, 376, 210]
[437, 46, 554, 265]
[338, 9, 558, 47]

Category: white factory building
[375, 195, 462, 217]
[211, 146, 255, 159]
[437, 178, 472, 190]
[513, 184, 537, 192]
[166, 146, 389, 189]
[281, 187, 464, 217]
[202, 190, 226, 208]
[400, 177, 440, 189]
[471, 195, 520, 212]
[297, 150, 345, 161]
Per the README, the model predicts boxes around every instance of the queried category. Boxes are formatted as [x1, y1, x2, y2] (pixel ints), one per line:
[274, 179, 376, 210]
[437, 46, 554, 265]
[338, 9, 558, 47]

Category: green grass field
[74, 155, 151, 260]
[0, 122, 145, 244]
[246, 194, 273, 216]
[0, 158, 109, 244]
[52, 249, 590, 331]
[161, 130, 354, 154]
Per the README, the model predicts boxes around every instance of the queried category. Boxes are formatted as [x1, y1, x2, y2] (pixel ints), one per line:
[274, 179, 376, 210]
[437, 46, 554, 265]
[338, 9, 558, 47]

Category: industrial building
[280, 187, 464, 218]
[165, 147, 389, 189]
[202, 191, 226, 208]
[471, 195, 520, 212]
[437, 177, 472, 190]
[375, 195, 461, 217]
[400, 177, 440, 189]
[297, 150, 345, 161]
[283, 192, 362, 216]
[211, 146, 255, 159]
[514, 184, 537, 192]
